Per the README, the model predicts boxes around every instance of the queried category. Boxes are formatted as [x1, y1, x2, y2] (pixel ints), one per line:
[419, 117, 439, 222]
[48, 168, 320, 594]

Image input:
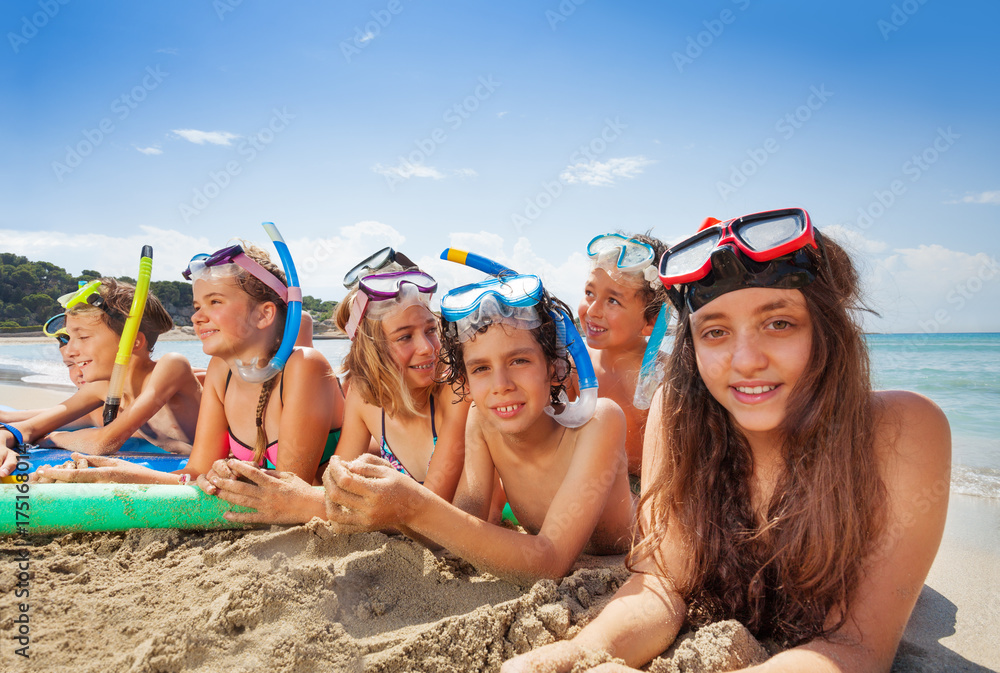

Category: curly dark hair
[439, 285, 575, 406]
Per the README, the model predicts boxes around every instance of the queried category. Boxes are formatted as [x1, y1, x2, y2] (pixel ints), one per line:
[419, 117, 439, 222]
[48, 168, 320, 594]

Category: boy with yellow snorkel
[0, 278, 202, 476]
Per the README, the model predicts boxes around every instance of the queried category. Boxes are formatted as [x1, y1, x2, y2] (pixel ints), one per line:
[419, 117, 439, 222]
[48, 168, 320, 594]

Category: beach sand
[1, 383, 997, 672]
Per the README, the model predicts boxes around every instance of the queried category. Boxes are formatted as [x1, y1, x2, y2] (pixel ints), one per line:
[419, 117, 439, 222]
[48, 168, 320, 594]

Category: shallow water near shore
[4, 332, 997, 498]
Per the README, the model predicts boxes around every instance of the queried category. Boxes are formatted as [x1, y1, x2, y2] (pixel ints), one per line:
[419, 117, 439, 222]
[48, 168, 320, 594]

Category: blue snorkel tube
[440, 248, 599, 428]
[235, 222, 302, 383]
[632, 304, 672, 410]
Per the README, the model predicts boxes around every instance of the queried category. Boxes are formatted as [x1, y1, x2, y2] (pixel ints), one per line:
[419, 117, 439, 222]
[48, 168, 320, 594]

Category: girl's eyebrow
[692, 300, 798, 326]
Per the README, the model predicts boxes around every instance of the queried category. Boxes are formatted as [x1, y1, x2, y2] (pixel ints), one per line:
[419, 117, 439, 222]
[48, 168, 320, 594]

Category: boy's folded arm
[49, 356, 196, 455]
[11, 385, 104, 446]
[403, 404, 628, 583]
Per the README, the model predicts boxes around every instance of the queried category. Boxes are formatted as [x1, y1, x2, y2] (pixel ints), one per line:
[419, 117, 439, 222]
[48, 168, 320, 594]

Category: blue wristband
[1, 422, 24, 448]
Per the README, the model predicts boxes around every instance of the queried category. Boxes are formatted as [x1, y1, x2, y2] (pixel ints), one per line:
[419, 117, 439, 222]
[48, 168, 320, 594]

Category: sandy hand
[210, 459, 324, 525]
[322, 454, 425, 534]
[197, 458, 238, 496]
[500, 642, 631, 673]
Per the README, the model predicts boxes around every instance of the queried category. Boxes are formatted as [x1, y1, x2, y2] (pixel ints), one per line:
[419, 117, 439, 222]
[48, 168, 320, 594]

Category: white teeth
[497, 405, 520, 413]
[412, 363, 433, 370]
[735, 385, 776, 395]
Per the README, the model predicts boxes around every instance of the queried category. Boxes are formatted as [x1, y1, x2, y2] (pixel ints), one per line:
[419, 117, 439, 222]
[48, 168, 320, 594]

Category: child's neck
[500, 410, 564, 455]
[591, 336, 647, 371]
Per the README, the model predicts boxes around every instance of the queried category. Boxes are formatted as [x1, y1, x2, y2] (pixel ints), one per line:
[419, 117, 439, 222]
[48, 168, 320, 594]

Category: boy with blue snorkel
[324, 268, 633, 583]
[579, 232, 668, 488]
[0, 279, 202, 477]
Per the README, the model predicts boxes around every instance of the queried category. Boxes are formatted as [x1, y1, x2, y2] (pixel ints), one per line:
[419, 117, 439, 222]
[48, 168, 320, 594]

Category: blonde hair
[334, 286, 439, 418]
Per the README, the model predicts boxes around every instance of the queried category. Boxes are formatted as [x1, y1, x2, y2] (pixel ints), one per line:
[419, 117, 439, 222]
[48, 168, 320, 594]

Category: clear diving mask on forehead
[586, 233, 660, 288]
[185, 223, 303, 383]
[440, 248, 599, 429]
[344, 270, 437, 340]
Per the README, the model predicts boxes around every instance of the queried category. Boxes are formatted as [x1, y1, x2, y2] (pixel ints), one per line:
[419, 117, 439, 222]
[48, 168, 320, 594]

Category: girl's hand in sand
[197, 458, 238, 496]
[30, 457, 81, 483]
[322, 454, 424, 533]
[501, 642, 636, 673]
[209, 459, 326, 525]
[33, 453, 150, 483]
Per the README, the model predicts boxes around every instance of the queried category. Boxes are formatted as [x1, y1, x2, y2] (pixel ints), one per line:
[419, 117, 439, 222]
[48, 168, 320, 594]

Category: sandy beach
[1, 382, 997, 672]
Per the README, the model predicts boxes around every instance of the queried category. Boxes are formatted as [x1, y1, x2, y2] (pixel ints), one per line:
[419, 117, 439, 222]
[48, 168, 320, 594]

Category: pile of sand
[1, 521, 777, 673]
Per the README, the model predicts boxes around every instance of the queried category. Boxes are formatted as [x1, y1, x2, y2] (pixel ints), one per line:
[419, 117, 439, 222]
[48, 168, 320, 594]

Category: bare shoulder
[569, 398, 626, 452]
[286, 346, 334, 375]
[585, 397, 626, 433]
[152, 351, 195, 376]
[874, 390, 951, 465]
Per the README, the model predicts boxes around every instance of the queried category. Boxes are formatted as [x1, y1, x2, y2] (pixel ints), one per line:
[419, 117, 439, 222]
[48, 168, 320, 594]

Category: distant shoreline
[0, 327, 348, 345]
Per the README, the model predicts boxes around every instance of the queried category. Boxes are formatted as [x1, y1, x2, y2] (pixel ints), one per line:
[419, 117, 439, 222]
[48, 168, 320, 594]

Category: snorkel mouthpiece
[234, 222, 302, 383]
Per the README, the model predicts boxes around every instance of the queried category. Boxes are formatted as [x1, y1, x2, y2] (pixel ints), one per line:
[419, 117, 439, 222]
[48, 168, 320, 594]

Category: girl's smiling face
[191, 277, 267, 358]
[691, 287, 814, 449]
[382, 304, 441, 390]
[63, 312, 119, 383]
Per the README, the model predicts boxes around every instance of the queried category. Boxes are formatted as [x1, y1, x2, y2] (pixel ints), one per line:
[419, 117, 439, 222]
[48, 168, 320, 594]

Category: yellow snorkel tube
[103, 246, 153, 425]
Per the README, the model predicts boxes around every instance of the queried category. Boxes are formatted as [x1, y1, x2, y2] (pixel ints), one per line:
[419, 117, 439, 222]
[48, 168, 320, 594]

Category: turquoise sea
[2, 333, 998, 498]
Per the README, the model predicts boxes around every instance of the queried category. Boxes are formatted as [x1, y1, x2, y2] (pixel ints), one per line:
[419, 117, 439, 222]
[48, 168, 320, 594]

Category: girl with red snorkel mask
[503, 208, 950, 672]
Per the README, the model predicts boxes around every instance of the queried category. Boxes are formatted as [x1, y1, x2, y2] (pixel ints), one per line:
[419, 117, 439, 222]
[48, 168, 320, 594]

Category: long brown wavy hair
[629, 235, 887, 647]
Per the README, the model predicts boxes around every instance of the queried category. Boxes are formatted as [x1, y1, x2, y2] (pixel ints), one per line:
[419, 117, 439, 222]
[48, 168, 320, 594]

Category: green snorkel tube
[104, 246, 153, 425]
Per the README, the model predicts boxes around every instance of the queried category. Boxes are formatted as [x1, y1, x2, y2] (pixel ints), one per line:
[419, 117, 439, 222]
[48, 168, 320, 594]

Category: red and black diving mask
[658, 208, 823, 313]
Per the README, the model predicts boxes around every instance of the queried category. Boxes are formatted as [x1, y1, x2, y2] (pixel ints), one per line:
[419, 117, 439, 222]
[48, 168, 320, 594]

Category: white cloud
[0, 226, 213, 282]
[560, 155, 657, 187]
[820, 228, 1000, 333]
[947, 190, 1000, 205]
[452, 168, 478, 179]
[135, 145, 162, 155]
[172, 129, 241, 146]
[156, 47, 178, 55]
[821, 224, 889, 255]
[359, 31, 375, 43]
[497, 111, 509, 118]
[372, 161, 445, 181]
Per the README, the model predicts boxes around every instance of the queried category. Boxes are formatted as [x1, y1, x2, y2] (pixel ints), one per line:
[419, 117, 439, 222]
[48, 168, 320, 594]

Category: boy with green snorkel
[0, 278, 202, 476]
[578, 232, 668, 488]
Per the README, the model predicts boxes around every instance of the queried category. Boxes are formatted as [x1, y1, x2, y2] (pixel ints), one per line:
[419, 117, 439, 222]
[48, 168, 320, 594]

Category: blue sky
[3, 0, 998, 332]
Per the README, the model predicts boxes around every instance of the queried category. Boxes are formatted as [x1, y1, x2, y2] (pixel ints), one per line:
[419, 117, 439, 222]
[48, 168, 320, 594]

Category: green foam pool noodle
[0, 484, 256, 535]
